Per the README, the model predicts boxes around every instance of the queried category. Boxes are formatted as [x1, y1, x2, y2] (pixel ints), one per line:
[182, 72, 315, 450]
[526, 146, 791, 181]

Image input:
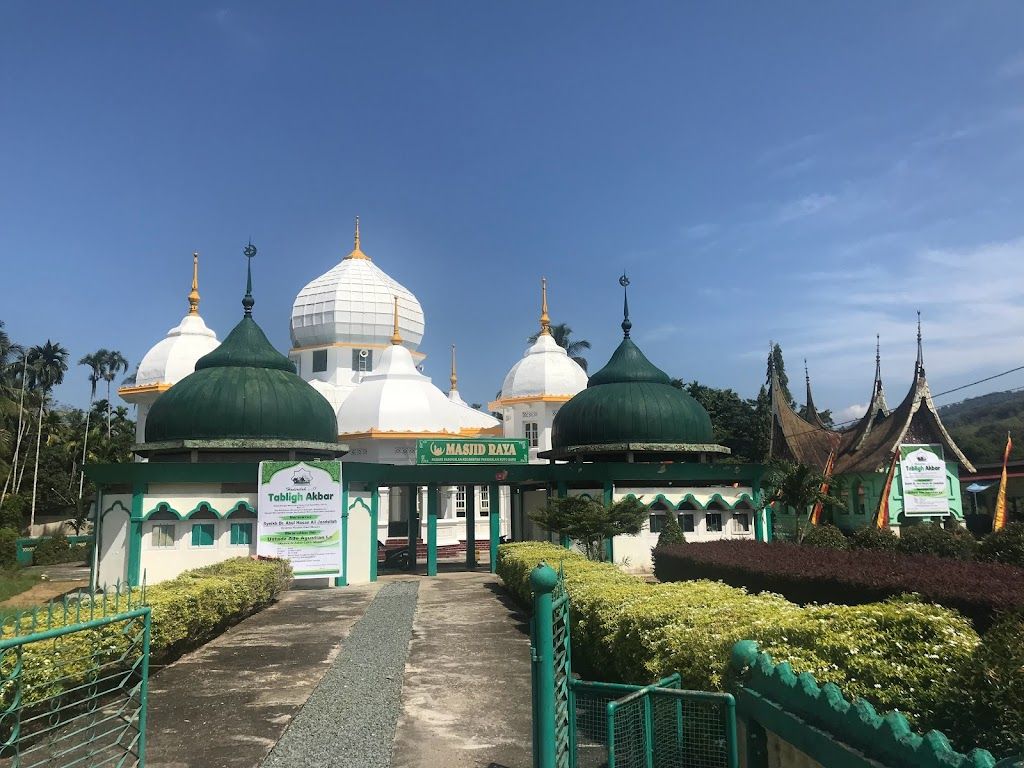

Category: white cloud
[776, 193, 836, 223]
[998, 52, 1024, 80]
[839, 403, 868, 422]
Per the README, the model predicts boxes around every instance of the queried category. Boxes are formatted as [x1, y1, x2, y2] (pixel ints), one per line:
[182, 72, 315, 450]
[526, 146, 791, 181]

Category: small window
[524, 422, 539, 448]
[479, 489, 490, 516]
[230, 523, 252, 546]
[455, 486, 467, 518]
[706, 513, 723, 532]
[649, 501, 669, 533]
[152, 524, 176, 548]
[312, 349, 328, 373]
[191, 523, 215, 547]
[855, 484, 867, 515]
[678, 514, 695, 533]
[351, 349, 373, 372]
[734, 513, 750, 533]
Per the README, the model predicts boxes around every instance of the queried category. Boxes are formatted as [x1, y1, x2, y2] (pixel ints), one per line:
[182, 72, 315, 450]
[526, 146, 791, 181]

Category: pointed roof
[768, 352, 839, 469]
[768, 321, 974, 474]
[802, 360, 829, 430]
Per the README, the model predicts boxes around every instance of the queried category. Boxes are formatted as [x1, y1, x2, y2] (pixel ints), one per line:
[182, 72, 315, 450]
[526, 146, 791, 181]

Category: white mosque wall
[347, 490, 373, 585]
[97, 496, 130, 588]
[611, 486, 757, 573]
[142, 515, 255, 583]
[500, 401, 565, 462]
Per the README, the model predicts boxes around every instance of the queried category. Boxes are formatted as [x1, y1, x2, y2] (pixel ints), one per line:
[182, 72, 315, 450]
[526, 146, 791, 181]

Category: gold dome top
[344, 216, 371, 261]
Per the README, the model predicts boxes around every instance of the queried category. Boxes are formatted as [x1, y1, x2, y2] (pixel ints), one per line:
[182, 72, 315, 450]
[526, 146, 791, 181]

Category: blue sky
[3, 2, 1024, 423]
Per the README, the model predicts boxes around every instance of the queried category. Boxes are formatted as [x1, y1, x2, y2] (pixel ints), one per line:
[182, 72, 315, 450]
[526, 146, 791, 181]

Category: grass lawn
[0, 570, 41, 603]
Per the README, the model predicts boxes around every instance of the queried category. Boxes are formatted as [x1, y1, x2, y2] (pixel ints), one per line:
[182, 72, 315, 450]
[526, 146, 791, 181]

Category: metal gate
[530, 563, 738, 768]
[0, 586, 151, 767]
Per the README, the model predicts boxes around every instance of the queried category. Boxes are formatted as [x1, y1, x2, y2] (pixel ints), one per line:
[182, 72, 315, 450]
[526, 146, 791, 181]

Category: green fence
[0, 583, 151, 767]
[530, 563, 739, 768]
[14, 536, 94, 567]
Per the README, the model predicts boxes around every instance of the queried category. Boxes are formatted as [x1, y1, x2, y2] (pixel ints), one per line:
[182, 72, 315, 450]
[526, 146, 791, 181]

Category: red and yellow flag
[993, 432, 1013, 532]
[809, 449, 836, 526]
[873, 451, 899, 529]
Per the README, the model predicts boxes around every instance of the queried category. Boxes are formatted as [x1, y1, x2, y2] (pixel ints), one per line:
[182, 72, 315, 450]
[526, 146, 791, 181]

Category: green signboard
[416, 438, 529, 465]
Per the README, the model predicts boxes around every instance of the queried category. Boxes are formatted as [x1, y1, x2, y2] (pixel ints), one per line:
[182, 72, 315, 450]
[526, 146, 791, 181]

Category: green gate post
[557, 482, 570, 549]
[407, 485, 419, 571]
[530, 564, 559, 768]
[489, 483, 500, 573]
[369, 486, 379, 582]
[753, 484, 764, 542]
[602, 481, 614, 562]
[427, 483, 438, 576]
[466, 486, 477, 569]
[335, 481, 350, 586]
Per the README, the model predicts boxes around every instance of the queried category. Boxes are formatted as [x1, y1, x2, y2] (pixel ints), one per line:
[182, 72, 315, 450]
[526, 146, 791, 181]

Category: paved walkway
[144, 572, 533, 768]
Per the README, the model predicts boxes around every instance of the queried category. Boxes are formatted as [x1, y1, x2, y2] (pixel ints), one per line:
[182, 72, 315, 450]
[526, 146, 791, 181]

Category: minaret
[450, 344, 458, 394]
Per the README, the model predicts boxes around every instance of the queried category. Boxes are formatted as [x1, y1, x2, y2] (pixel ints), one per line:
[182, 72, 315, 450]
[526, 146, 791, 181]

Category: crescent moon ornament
[619, 273, 630, 288]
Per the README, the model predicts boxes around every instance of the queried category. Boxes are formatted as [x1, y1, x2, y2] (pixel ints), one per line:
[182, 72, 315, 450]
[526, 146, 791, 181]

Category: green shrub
[978, 522, 1024, 567]
[848, 526, 899, 551]
[898, 523, 978, 560]
[32, 534, 70, 565]
[801, 524, 848, 549]
[1, 557, 292, 709]
[937, 610, 1024, 757]
[0, 528, 19, 570]
[654, 513, 686, 549]
[497, 541, 978, 729]
[0, 496, 27, 532]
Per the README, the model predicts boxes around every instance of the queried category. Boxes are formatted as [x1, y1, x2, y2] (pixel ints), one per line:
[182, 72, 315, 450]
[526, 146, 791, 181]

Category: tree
[26, 341, 69, 528]
[684, 381, 761, 462]
[762, 460, 843, 542]
[100, 350, 128, 438]
[654, 511, 686, 549]
[77, 349, 106, 500]
[529, 495, 647, 560]
[528, 323, 591, 372]
[771, 343, 796, 409]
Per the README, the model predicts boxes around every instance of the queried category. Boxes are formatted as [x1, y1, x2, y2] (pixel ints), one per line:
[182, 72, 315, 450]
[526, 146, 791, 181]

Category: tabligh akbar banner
[257, 460, 342, 579]
[898, 444, 949, 516]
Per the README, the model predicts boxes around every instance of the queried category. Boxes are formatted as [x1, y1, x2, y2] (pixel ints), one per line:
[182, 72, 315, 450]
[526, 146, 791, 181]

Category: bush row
[32, 534, 91, 565]
[653, 539, 1024, 631]
[497, 542, 979, 734]
[6, 557, 292, 709]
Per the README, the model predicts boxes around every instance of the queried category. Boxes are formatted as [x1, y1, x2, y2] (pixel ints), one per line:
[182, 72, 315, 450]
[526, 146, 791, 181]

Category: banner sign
[416, 438, 529, 465]
[257, 460, 342, 579]
[898, 444, 949, 516]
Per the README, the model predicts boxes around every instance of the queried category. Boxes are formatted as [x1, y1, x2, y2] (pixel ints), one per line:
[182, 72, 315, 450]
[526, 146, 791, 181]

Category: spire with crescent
[539, 277, 551, 336]
[450, 344, 458, 393]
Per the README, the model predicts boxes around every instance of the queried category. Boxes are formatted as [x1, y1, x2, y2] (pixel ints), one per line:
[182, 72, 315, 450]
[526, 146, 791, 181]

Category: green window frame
[230, 522, 253, 546]
[191, 523, 215, 547]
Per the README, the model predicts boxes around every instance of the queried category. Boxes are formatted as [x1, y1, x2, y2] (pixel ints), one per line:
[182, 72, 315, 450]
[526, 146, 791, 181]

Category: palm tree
[78, 349, 106, 499]
[26, 341, 69, 528]
[527, 322, 591, 372]
[100, 350, 128, 438]
[1, 349, 29, 509]
[762, 460, 842, 542]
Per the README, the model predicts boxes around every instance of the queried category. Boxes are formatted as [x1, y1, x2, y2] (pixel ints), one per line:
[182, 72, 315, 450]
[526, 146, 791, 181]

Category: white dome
[290, 226, 425, 350]
[497, 333, 588, 403]
[338, 344, 498, 435]
[132, 315, 219, 391]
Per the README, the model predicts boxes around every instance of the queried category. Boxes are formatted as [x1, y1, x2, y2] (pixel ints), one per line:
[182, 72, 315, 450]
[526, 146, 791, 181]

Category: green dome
[551, 337, 716, 453]
[145, 316, 337, 444]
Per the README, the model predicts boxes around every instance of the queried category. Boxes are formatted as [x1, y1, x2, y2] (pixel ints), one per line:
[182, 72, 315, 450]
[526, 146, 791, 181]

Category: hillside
[939, 389, 1024, 466]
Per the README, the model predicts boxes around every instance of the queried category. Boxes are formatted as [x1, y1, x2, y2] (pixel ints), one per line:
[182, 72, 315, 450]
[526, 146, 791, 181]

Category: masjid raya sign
[416, 438, 529, 465]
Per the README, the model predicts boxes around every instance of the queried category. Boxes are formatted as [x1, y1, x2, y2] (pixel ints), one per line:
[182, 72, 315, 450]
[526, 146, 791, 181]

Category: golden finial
[390, 297, 403, 345]
[539, 277, 551, 336]
[187, 251, 201, 315]
[344, 215, 371, 260]
[450, 344, 458, 392]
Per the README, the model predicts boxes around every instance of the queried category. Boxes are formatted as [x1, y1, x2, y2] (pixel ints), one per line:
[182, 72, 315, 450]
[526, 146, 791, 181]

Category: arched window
[705, 499, 726, 532]
[649, 500, 670, 533]
[676, 500, 698, 533]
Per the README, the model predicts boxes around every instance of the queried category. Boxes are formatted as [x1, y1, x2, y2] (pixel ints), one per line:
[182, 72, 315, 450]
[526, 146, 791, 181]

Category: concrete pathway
[143, 572, 533, 768]
[146, 581, 381, 768]
[390, 572, 533, 768]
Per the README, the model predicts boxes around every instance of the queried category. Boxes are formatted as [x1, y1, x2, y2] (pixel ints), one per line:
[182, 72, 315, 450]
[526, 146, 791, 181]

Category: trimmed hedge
[801, 524, 848, 549]
[497, 542, 978, 731]
[0, 528, 18, 570]
[32, 534, 90, 566]
[2, 557, 292, 709]
[978, 522, 1024, 567]
[653, 539, 1024, 630]
[897, 523, 978, 560]
[848, 526, 899, 551]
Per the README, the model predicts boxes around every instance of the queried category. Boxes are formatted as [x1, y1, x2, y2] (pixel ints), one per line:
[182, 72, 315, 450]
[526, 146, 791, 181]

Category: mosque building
[93, 222, 771, 588]
[769, 322, 975, 532]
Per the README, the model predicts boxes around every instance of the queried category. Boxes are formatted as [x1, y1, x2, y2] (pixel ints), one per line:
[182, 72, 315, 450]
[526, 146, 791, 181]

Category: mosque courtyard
[143, 572, 532, 768]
